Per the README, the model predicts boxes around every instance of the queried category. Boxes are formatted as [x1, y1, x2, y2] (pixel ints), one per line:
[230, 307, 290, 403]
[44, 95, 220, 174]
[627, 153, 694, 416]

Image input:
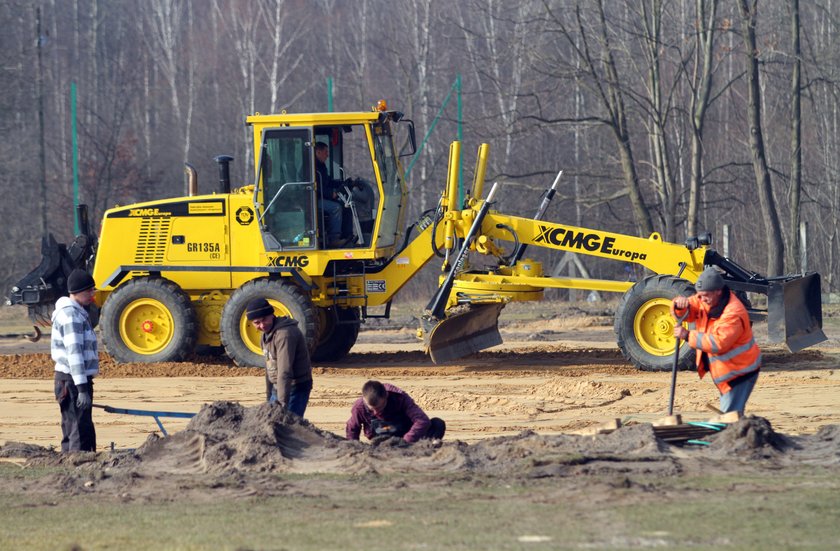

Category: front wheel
[220, 278, 319, 367]
[101, 277, 197, 363]
[614, 275, 695, 372]
[312, 307, 360, 362]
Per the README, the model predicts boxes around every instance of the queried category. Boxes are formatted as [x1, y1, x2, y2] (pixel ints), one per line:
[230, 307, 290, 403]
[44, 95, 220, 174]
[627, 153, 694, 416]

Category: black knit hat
[245, 298, 274, 320]
[67, 269, 96, 294]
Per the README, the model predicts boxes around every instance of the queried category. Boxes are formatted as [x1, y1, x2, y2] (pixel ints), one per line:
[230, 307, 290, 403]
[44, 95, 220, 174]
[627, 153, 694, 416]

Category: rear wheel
[615, 275, 695, 372]
[312, 306, 360, 362]
[101, 277, 197, 363]
[220, 278, 319, 367]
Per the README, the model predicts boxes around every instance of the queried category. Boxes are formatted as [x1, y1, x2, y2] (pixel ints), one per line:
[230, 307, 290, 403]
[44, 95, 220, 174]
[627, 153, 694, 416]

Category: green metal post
[71, 81, 79, 235]
[404, 77, 461, 180]
[327, 77, 333, 112]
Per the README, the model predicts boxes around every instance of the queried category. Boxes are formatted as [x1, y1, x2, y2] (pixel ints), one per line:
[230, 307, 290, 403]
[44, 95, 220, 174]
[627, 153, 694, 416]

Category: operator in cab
[314, 142, 346, 248]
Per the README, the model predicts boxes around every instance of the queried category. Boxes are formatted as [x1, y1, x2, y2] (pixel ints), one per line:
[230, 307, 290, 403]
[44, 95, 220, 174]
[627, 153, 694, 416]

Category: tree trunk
[687, 0, 716, 238]
[788, 0, 802, 271]
[738, 0, 784, 275]
[596, 0, 654, 236]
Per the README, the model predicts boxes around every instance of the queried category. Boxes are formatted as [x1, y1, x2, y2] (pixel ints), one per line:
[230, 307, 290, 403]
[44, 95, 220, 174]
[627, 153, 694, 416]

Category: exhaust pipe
[214, 155, 234, 194]
[184, 163, 198, 196]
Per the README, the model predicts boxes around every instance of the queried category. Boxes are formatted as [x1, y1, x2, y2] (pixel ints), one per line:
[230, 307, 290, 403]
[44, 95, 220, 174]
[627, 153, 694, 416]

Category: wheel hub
[119, 298, 175, 355]
[633, 298, 678, 357]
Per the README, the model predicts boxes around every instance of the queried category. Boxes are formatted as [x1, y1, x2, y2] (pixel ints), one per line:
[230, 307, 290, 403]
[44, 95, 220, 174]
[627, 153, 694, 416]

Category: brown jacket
[261, 317, 312, 407]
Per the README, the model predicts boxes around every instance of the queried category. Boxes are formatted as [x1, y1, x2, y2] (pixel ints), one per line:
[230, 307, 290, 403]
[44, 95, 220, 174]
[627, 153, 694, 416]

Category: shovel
[668, 312, 688, 416]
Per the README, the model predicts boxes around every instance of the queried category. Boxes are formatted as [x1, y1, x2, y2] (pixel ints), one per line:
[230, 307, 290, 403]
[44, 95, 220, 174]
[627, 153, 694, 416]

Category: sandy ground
[2, 322, 839, 452]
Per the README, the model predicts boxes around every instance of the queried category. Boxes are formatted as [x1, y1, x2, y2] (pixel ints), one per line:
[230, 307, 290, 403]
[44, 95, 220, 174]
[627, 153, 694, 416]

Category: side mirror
[399, 119, 417, 157]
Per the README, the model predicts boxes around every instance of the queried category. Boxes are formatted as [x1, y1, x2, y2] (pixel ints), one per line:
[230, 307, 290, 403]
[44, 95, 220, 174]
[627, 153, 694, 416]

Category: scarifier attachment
[7, 206, 97, 336]
[767, 272, 825, 352]
[422, 302, 505, 363]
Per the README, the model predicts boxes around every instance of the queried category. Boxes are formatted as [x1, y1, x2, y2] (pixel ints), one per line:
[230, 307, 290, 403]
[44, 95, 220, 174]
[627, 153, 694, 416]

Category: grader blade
[422, 303, 505, 364]
[767, 272, 826, 352]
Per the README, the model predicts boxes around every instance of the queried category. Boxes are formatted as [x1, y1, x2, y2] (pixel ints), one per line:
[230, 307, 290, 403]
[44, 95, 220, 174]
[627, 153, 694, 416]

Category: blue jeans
[269, 380, 312, 418]
[322, 199, 342, 241]
[719, 370, 759, 413]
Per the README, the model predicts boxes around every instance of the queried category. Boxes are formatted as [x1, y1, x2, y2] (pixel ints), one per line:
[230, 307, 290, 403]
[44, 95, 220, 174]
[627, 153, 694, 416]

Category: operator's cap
[67, 269, 96, 294]
[694, 267, 725, 292]
[245, 298, 274, 320]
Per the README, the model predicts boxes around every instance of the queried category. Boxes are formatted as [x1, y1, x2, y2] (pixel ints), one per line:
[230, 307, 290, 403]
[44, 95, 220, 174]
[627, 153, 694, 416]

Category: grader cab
[7, 103, 826, 371]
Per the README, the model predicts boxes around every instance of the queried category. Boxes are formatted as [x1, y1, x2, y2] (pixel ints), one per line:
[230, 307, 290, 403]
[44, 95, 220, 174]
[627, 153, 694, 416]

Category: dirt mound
[0, 352, 263, 379]
[0, 347, 636, 379]
[5, 403, 839, 502]
[704, 416, 795, 459]
[0, 441, 54, 458]
[120, 401, 466, 476]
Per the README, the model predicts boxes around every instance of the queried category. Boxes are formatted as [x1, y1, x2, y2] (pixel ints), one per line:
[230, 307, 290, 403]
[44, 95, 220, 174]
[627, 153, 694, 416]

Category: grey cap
[695, 267, 724, 292]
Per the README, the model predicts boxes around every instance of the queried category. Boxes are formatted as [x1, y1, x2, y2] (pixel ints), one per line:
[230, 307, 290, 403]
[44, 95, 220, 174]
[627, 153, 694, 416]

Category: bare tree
[737, 0, 785, 275]
[265, 0, 307, 113]
[538, 0, 655, 236]
[788, 0, 802, 271]
[686, 0, 717, 237]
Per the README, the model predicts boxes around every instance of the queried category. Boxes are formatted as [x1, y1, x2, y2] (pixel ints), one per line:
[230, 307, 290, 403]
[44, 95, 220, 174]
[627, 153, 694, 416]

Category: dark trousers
[54, 372, 96, 452]
[267, 379, 313, 418]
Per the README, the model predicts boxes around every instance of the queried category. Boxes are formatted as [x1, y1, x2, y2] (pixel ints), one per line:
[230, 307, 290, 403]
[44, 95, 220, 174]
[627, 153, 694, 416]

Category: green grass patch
[2, 471, 840, 550]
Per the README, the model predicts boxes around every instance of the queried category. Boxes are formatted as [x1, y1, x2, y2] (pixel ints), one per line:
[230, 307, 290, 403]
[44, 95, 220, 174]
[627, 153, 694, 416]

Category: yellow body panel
[93, 195, 232, 293]
[481, 212, 707, 282]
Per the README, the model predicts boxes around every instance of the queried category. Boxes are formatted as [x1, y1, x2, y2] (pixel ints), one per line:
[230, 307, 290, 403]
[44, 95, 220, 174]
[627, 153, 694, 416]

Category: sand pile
[5, 403, 839, 493]
[119, 402, 690, 477]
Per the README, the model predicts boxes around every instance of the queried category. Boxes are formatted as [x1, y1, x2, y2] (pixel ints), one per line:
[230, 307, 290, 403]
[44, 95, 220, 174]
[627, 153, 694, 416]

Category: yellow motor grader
[7, 103, 826, 370]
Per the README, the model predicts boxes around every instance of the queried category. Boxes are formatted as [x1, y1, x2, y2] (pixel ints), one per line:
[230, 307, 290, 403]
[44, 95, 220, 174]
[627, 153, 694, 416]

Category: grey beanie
[245, 298, 274, 320]
[67, 269, 96, 294]
[695, 267, 724, 292]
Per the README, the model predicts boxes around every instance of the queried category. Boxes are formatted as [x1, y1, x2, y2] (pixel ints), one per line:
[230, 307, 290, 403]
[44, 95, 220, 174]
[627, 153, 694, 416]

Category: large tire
[101, 277, 197, 363]
[220, 278, 319, 367]
[312, 306, 360, 363]
[615, 275, 695, 372]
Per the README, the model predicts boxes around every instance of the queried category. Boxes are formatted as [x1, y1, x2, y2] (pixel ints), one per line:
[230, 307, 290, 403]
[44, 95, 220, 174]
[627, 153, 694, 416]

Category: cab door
[254, 128, 317, 251]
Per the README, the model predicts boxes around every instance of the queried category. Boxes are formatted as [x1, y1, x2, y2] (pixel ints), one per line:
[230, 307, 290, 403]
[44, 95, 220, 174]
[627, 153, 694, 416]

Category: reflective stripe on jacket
[677, 292, 761, 394]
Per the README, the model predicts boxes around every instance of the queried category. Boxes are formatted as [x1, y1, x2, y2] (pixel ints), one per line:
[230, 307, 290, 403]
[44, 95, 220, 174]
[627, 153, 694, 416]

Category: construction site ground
[1, 301, 839, 550]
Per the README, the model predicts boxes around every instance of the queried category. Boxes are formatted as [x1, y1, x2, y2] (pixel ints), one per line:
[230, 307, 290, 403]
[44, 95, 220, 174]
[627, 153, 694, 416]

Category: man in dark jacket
[246, 298, 313, 417]
[346, 380, 446, 443]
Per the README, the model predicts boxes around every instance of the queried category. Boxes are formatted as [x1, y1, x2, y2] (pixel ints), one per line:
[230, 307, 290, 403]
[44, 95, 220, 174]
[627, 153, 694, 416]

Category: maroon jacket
[345, 383, 431, 443]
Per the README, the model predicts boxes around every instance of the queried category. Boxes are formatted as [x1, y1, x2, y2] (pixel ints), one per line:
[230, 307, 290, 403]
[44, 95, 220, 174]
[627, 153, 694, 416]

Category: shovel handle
[668, 311, 688, 416]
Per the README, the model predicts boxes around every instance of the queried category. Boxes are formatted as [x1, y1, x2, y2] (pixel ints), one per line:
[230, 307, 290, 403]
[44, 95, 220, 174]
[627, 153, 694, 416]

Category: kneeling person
[346, 380, 445, 443]
[246, 298, 312, 417]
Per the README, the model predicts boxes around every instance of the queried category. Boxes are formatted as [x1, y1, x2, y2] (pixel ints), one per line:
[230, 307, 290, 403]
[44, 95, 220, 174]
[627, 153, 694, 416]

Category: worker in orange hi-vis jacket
[671, 267, 761, 414]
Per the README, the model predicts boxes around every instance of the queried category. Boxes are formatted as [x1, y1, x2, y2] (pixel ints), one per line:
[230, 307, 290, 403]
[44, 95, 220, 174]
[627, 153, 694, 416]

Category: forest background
[1, 0, 838, 300]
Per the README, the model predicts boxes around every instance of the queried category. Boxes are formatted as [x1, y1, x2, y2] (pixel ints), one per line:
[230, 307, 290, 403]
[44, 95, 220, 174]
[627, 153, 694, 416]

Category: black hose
[494, 223, 519, 266]
[431, 204, 446, 259]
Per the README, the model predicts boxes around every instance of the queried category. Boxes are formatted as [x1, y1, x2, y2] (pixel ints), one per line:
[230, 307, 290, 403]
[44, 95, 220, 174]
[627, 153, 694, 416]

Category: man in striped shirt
[51, 269, 99, 452]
